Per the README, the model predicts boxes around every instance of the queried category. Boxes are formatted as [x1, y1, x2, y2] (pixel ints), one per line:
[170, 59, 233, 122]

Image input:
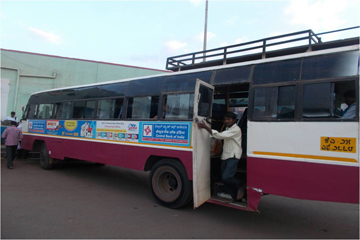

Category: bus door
[193, 79, 214, 208]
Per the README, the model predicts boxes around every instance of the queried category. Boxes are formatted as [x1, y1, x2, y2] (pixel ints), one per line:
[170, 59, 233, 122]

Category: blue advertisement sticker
[28, 120, 46, 133]
[139, 122, 192, 147]
[28, 120, 96, 139]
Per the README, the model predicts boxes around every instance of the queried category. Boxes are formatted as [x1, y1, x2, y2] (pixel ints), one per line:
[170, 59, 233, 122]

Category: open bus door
[193, 79, 214, 208]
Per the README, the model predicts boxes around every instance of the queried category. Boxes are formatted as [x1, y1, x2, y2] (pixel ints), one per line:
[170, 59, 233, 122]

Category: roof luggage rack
[166, 26, 359, 71]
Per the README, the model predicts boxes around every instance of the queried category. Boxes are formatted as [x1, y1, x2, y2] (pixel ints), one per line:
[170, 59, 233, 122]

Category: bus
[21, 28, 359, 211]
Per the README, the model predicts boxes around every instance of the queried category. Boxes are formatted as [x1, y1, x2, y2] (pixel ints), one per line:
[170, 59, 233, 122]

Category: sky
[1, 0, 359, 70]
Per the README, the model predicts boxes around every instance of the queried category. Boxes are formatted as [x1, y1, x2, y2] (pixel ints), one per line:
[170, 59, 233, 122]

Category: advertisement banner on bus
[28, 119, 96, 138]
[138, 122, 191, 147]
[27, 120, 191, 147]
[95, 121, 139, 142]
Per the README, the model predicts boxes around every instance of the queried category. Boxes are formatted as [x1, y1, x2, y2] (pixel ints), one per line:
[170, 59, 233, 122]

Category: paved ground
[1, 155, 359, 239]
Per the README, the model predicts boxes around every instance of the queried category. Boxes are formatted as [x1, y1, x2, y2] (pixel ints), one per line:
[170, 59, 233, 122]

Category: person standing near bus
[197, 112, 244, 202]
[2, 121, 23, 169]
[5, 111, 18, 123]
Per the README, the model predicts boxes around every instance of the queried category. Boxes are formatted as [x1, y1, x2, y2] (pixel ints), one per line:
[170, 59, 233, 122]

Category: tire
[149, 159, 192, 209]
[39, 143, 54, 170]
[94, 163, 105, 166]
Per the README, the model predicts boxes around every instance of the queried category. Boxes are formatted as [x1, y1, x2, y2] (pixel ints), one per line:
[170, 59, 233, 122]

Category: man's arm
[197, 119, 212, 134]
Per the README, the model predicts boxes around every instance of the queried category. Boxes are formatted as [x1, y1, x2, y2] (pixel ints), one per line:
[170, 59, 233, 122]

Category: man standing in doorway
[2, 121, 23, 169]
[197, 112, 244, 202]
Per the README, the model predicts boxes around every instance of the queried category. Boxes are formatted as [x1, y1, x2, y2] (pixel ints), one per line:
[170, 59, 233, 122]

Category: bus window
[212, 94, 227, 119]
[303, 80, 356, 119]
[38, 104, 53, 119]
[302, 51, 359, 80]
[27, 104, 38, 119]
[54, 102, 72, 119]
[253, 87, 277, 119]
[126, 77, 165, 97]
[164, 94, 194, 120]
[97, 98, 123, 119]
[213, 66, 251, 85]
[72, 100, 95, 119]
[278, 86, 296, 119]
[253, 59, 301, 84]
[84, 101, 96, 119]
[127, 96, 159, 119]
[198, 85, 213, 117]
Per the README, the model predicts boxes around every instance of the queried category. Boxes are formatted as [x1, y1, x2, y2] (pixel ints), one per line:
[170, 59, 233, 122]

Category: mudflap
[247, 187, 262, 212]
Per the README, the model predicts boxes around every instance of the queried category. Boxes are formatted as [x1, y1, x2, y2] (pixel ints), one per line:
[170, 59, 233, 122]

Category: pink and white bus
[21, 29, 359, 211]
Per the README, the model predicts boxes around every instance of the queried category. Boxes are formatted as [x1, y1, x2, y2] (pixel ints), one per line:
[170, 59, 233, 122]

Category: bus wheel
[94, 163, 105, 166]
[149, 159, 192, 209]
[39, 143, 54, 170]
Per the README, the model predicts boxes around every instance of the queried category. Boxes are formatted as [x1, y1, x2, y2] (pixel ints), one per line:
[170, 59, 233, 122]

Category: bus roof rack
[166, 26, 360, 71]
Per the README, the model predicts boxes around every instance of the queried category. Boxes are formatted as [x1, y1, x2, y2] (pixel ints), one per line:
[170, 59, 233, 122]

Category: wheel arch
[144, 155, 183, 172]
[32, 139, 45, 152]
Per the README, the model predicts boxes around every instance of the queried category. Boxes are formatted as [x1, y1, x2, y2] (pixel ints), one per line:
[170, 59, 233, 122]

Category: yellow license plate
[321, 137, 356, 153]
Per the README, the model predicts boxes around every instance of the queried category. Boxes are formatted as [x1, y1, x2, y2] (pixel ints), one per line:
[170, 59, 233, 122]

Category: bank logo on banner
[143, 124, 152, 137]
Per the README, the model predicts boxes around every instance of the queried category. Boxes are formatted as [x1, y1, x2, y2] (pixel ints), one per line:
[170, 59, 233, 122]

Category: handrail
[166, 26, 359, 71]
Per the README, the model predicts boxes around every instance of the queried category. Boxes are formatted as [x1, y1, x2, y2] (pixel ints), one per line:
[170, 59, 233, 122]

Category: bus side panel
[247, 156, 359, 204]
[21, 134, 38, 152]
[247, 121, 359, 204]
[21, 134, 194, 180]
[121, 145, 193, 180]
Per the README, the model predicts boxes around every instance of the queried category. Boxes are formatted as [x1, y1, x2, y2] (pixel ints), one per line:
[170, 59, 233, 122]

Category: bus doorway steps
[212, 182, 247, 206]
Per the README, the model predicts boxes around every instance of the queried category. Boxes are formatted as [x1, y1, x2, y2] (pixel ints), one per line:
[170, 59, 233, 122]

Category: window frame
[71, 100, 97, 120]
[298, 77, 358, 122]
[96, 97, 125, 120]
[125, 95, 161, 120]
[249, 82, 298, 122]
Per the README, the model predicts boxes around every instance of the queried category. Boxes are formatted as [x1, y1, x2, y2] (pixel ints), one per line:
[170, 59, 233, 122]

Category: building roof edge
[0, 48, 171, 73]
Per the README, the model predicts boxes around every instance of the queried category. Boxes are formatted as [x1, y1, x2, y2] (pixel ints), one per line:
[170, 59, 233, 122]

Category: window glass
[73, 101, 86, 119]
[303, 83, 331, 118]
[38, 104, 53, 119]
[127, 96, 159, 119]
[84, 101, 96, 119]
[72, 101, 95, 119]
[54, 102, 72, 119]
[165, 94, 194, 119]
[212, 94, 227, 119]
[303, 81, 356, 119]
[163, 71, 212, 93]
[66, 82, 129, 100]
[278, 86, 296, 119]
[198, 85, 213, 117]
[302, 51, 359, 80]
[253, 59, 301, 84]
[213, 66, 252, 85]
[97, 98, 123, 119]
[27, 104, 38, 119]
[126, 77, 165, 97]
[98, 82, 129, 97]
[229, 92, 248, 108]
[253, 87, 277, 119]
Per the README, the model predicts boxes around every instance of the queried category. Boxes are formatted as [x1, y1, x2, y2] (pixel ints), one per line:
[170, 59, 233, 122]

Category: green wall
[1, 49, 168, 120]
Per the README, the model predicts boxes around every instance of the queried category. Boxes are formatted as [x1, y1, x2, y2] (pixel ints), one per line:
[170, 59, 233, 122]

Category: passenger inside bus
[342, 89, 356, 119]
